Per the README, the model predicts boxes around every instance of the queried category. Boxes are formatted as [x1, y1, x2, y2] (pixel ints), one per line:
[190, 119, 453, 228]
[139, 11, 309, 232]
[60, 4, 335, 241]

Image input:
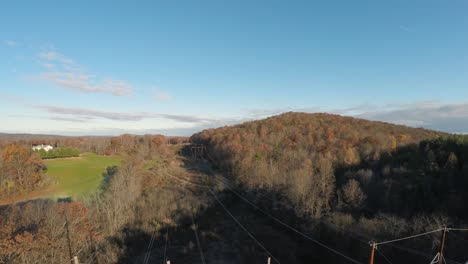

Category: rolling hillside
[192, 112, 444, 186]
[191, 112, 468, 226]
[189, 112, 468, 261]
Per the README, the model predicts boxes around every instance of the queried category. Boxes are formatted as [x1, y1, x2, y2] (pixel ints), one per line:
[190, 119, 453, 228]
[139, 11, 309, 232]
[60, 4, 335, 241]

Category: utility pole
[369, 241, 376, 264]
[438, 226, 447, 264]
[64, 213, 74, 264]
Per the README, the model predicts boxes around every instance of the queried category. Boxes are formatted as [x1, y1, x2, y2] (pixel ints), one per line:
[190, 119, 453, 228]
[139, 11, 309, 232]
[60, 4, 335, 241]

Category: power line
[208, 188, 281, 264]
[375, 248, 393, 264]
[219, 181, 363, 264]
[219, 172, 468, 264]
[448, 228, 468, 232]
[206, 164, 367, 245]
[195, 148, 467, 264]
[209, 170, 467, 264]
[375, 238, 463, 264]
[208, 172, 368, 261]
[375, 229, 443, 246]
[190, 209, 206, 264]
[83, 235, 114, 264]
[143, 230, 157, 264]
[218, 178, 466, 264]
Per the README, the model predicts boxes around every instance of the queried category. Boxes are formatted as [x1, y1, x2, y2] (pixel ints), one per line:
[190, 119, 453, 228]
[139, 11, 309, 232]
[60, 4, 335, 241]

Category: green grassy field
[44, 153, 121, 199]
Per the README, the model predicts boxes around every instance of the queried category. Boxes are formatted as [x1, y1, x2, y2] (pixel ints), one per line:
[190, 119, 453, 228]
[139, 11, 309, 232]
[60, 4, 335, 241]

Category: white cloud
[153, 91, 172, 101]
[4, 40, 16, 47]
[40, 72, 133, 96]
[38, 51, 73, 64]
[32, 104, 217, 123]
[244, 102, 468, 134]
[37, 50, 133, 96]
[353, 102, 468, 132]
[38, 51, 58, 60]
[43, 63, 55, 69]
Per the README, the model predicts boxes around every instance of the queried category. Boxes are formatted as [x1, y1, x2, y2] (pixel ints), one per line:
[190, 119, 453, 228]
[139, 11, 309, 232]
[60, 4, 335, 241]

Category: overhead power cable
[143, 230, 157, 264]
[208, 188, 281, 264]
[190, 209, 207, 264]
[219, 181, 363, 264]
[383, 243, 463, 264]
[212, 175, 371, 243]
[375, 248, 393, 264]
[375, 229, 443, 246]
[448, 228, 468, 232]
[206, 164, 465, 264]
[225, 179, 463, 264]
[197, 147, 466, 264]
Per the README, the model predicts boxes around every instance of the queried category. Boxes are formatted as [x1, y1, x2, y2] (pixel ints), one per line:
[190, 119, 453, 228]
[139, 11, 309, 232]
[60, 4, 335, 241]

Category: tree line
[34, 147, 80, 159]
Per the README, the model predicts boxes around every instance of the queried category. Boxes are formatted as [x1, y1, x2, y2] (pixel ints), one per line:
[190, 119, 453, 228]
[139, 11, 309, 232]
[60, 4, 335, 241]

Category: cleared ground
[44, 153, 121, 199]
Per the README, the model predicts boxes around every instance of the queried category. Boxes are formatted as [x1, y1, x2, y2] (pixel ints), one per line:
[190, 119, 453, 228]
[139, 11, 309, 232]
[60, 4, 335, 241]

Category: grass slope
[44, 153, 121, 199]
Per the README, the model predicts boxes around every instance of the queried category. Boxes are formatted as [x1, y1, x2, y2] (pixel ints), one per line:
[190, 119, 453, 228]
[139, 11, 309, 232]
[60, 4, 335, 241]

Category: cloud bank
[37, 51, 133, 96]
[354, 102, 468, 133]
[40, 72, 132, 96]
[246, 101, 468, 134]
[32, 104, 216, 124]
[153, 91, 172, 102]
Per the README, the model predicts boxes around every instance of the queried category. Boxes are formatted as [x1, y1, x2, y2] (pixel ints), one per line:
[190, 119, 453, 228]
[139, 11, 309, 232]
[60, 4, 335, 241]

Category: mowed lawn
[44, 153, 121, 199]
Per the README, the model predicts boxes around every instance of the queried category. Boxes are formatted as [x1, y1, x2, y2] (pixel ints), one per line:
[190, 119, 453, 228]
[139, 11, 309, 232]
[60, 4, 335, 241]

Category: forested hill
[191, 112, 468, 247]
[192, 112, 444, 175]
[191, 112, 444, 197]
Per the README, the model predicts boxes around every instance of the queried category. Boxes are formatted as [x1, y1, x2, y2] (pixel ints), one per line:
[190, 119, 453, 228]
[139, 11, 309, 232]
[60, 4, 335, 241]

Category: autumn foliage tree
[0, 200, 99, 264]
[0, 144, 46, 199]
[192, 112, 443, 219]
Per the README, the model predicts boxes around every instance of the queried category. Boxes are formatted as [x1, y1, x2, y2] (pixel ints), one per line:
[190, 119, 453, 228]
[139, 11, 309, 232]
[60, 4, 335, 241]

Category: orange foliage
[0, 144, 46, 198]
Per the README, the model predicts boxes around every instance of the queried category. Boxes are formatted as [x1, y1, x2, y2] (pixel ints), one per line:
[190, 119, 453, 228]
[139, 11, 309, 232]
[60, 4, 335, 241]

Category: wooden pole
[438, 226, 447, 264]
[369, 241, 376, 264]
[64, 214, 74, 264]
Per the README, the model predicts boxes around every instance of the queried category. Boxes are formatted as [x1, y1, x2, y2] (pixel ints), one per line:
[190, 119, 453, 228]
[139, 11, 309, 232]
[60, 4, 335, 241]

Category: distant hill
[0, 133, 114, 154]
[192, 112, 468, 220]
[0, 132, 112, 141]
[0, 133, 69, 141]
[193, 112, 444, 171]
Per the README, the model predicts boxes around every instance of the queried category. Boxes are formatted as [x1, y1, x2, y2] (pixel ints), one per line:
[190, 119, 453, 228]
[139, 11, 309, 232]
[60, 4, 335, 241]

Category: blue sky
[1, 0, 468, 135]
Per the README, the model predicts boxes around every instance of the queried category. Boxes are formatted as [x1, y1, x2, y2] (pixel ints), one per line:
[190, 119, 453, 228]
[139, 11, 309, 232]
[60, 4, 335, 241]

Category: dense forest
[192, 112, 468, 262]
[1, 113, 468, 263]
[192, 113, 446, 219]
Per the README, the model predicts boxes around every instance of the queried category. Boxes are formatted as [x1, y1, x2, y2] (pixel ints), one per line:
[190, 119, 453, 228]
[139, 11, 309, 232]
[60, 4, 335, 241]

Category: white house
[32, 144, 54, 152]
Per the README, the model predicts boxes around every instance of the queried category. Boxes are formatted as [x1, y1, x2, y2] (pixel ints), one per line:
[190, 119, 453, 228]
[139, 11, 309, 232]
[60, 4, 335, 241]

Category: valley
[44, 153, 122, 199]
[1, 113, 468, 263]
